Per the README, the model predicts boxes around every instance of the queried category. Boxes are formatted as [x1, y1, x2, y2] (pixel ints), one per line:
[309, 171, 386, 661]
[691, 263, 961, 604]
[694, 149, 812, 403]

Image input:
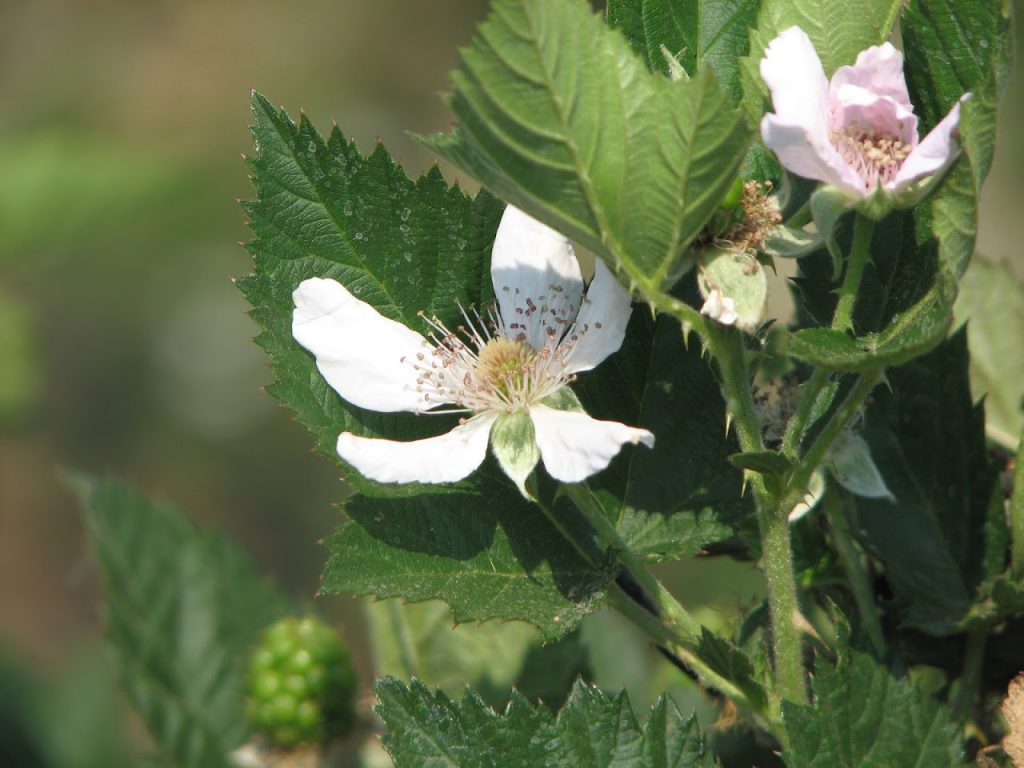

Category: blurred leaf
[858, 331, 998, 635]
[241, 92, 614, 638]
[70, 474, 294, 768]
[0, 135, 188, 261]
[781, 645, 963, 767]
[0, 288, 39, 424]
[954, 258, 1024, 449]
[365, 598, 588, 711]
[425, 0, 752, 300]
[375, 678, 721, 767]
[606, 0, 760, 101]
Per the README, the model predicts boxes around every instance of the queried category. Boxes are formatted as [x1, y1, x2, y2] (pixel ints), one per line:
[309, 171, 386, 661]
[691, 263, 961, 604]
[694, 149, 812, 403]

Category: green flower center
[475, 337, 536, 400]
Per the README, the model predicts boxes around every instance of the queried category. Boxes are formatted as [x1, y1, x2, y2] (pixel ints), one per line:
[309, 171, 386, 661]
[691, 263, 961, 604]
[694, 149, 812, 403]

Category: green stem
[822, 488, 885, 656]
[705, 323, 808, 705]
[562, 483, 700, 640]
[759, 500, 807, 704]
[786, 371, 882, 510]
[780, 369, 829, 458]
[952, 629, 988, 723]
[832, 214, 876, 334]
[1011, 434, 1024, 573]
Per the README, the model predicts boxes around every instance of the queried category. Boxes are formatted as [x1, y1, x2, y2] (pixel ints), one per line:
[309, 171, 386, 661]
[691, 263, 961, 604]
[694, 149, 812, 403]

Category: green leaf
[786, 273, 957, 372]
[954, 258, 1024, 449]
[241, 92, 615, 639]
[365, 599, 588, 711]
[857, 330, 999, 635]
[569, 311, 752, 562]
[728, 450, 793, 477]
[68, 474, 294, 768]
[781, 646, 963, 767]
[375, 678, 721, 767]
[425, 0, 752, 299]
[606, 0, 761, 101]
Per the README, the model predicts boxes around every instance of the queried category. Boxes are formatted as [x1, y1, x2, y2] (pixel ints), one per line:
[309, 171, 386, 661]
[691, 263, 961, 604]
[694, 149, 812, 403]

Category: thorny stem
[529, 480, 767, 718]
[651, 295, 808, 707]
[704, 322, 808, 707]
[822, 488, 885, 656]
[832, 213, 876, 333]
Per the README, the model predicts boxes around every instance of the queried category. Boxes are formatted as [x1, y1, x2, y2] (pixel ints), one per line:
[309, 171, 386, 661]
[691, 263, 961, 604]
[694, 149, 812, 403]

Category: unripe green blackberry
[246, 616, 356, 748]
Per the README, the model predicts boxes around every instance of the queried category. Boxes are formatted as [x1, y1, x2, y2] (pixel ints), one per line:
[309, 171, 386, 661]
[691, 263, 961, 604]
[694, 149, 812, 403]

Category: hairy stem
[1012, 434, 1024, 573]
[704, 323, 808, 705]
[822, 488, 885, 656]
[952, 629, 988, 723]
[832, 214, 876, 333]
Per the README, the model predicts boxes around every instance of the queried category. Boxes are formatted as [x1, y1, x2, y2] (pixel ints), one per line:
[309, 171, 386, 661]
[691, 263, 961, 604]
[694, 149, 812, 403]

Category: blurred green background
[0, 0, 1020, 763]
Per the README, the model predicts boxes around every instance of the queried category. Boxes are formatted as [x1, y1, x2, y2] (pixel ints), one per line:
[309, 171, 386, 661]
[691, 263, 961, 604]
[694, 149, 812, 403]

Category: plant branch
[822, 488, 885, 656]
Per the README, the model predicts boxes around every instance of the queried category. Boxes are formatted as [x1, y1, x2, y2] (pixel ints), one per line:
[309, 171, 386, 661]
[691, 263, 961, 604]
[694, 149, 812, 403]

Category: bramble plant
[71, 0, 1024, 766]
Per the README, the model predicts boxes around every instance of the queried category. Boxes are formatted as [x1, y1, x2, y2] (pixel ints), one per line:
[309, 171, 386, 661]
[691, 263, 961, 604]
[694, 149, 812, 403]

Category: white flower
[699, 286, 739, 326]
[291, 206, 654, 487]
[760, 26, 967, 204]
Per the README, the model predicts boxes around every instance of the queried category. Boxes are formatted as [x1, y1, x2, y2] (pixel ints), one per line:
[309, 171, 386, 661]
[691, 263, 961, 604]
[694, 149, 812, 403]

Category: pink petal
[830, 43, 913, 115]
[890, 96, 967, 191]
[336, 412, 496, 484]
[760, 115, 866, 197]
[830, 85, 918, 145]
[760, 27, 830, 139]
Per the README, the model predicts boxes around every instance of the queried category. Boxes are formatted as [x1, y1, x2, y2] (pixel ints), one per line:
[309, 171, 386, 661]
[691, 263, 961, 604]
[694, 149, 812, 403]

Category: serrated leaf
[241, 92, 615, 638]
[375, 678, 721, 767]
[786, 273, 957, 372]
[569, 311, 752, 562]
[954, 258, 1024, 449]
[781, 646, 963, 767]
[426, 0, 752, 299]
[857, 331, 999, 635]
[607, 0, 761, 101]
[69, 474, 293, 768]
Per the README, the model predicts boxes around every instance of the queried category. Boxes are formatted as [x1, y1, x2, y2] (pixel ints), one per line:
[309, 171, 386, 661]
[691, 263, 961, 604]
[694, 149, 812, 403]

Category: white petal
[292, 277, 444, 413]
[890, 96, 966, 191]
[530, 404, 654, 483]
[830, 43, 913, 116]
[561, 259, 632, 374]
[491, 206, 584, 352]
[700, 289, 738, 326]
[336, 412, 497, 484]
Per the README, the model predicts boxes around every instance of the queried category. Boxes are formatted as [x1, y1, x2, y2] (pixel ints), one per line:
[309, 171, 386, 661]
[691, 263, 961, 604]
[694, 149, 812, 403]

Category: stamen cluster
[402, 279, 601, 415]
[830, 127, 912, 189]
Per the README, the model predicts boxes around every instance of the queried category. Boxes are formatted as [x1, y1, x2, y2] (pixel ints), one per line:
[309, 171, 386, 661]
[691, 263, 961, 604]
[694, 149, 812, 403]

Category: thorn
[724, 412, 733, 436]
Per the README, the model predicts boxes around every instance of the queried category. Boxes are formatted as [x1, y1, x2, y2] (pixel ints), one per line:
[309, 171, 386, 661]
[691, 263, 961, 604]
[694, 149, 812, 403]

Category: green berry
[720, 176, 745, 211]
[246, 616, 357, 749]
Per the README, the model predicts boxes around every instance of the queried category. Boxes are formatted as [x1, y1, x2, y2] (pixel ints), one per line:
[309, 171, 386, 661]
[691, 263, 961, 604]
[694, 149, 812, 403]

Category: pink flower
[760, 26, 967, 204]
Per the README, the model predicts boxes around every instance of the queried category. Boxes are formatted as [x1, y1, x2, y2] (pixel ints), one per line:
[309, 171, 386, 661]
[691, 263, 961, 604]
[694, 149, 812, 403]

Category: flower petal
[491, 206, 584, 352]
[830, 85, 918, 144]
[336, 412, 497, 484]
[760, 115, 865, 196]
[292, 277, 443, 413]
[760, 27, 831, 142]
[830, 43, 913, 117]
[561, 259, 632, 374]
[890, 96, 966, 191]
[530, 404, 654, 483]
